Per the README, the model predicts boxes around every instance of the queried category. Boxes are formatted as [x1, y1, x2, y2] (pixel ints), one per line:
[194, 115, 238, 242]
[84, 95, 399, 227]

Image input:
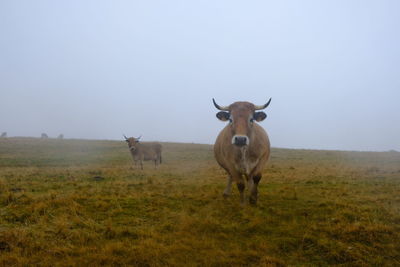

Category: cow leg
[247, 175, 254, 201]
[227, 171, 245, 204]
[236, 180, 245, 204]
[232, 173, 245, 204]
[223, 175, 232, 198]
[249, 174, 262, 205]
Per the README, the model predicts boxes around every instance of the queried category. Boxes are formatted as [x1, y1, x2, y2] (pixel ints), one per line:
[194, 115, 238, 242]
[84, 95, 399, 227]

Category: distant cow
[213, 98, 272, 205]
[57, 134, 64, 139]
[1, 132, 6, 138]
[41, 133, 48, 139]
[124, 135, 162, 170]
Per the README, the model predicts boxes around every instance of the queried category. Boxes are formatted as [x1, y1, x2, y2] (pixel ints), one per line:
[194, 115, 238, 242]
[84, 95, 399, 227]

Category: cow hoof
[249, 198, 258, 206]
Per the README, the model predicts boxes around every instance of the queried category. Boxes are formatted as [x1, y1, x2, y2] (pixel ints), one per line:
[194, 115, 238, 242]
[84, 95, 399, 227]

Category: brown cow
[213, 98, 271, 205]
[124, 135, 162, 170]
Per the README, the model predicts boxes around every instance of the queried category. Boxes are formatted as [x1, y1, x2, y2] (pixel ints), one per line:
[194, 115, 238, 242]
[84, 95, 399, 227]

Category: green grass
[0, 138, 399, 266]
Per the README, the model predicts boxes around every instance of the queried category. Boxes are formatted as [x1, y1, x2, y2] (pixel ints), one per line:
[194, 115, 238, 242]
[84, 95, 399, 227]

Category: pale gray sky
[1, 0, 399, 151]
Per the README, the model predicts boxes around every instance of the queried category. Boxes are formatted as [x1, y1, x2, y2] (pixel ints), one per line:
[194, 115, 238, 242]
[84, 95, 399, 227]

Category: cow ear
[216, 112, 230, 121]
[253, 112, 267, 122]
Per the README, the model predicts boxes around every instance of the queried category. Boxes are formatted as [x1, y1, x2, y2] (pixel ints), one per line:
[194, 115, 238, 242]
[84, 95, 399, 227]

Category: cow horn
[136, 135, 142, 140]
[212, 98, 229, 111]
[123, 134, 128, 140]
[254, 98, 272, 110]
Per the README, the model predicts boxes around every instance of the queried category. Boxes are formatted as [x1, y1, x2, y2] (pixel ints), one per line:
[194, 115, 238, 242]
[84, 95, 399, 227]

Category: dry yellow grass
[0, 138, 399, 266]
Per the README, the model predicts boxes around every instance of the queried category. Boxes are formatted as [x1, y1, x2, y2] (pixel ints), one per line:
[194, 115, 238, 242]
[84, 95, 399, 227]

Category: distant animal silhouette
[124, 135, 162, 170]
[41, 133, 48, 139]
[0, 132, 6, 138]
[57, 134, 64, 139]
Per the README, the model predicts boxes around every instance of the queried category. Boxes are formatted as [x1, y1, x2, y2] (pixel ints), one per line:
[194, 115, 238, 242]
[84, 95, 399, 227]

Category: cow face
[124, 135, 141, 151]
[213, 99, 271, 147]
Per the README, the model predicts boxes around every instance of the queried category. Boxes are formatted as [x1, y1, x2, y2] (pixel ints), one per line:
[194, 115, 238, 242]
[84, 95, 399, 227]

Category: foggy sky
[1, 0, 399, 151]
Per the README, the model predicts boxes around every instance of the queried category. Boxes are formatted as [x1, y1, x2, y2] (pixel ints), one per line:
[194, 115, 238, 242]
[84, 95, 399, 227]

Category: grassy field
[0, 138, 399, 266]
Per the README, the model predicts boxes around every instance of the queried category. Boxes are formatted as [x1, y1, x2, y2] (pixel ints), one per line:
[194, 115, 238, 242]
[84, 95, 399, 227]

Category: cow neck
[232, 144, 248, 161]
[240, 146, 248, 161]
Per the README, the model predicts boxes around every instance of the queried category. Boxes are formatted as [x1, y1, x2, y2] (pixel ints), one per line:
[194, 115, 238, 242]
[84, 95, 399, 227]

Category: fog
[1, 1, 399, 151]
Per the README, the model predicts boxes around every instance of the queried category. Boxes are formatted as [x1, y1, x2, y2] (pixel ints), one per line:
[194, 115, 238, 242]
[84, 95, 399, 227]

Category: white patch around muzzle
[231, 135, 249, 146]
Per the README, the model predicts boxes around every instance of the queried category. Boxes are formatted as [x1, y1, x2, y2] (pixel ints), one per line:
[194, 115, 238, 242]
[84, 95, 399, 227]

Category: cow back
[132, 142, 162, 161]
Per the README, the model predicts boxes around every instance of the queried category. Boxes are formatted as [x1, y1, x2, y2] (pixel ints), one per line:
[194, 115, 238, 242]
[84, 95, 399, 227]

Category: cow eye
[250, 118, 254, 123]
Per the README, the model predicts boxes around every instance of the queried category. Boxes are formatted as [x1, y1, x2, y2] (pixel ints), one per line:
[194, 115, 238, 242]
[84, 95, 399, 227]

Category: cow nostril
[234, 136, 248, 146]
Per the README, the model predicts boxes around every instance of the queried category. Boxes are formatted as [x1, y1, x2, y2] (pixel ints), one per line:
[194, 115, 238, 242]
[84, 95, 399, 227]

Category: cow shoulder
[249, 124, 270, 158]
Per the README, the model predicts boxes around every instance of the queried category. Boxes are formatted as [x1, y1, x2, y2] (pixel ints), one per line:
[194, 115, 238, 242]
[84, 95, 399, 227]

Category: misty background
[0, 1, 399, 151]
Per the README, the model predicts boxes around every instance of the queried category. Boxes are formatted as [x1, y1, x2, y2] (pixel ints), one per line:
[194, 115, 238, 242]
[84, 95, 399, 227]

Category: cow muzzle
[232, 135, 249, 146]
